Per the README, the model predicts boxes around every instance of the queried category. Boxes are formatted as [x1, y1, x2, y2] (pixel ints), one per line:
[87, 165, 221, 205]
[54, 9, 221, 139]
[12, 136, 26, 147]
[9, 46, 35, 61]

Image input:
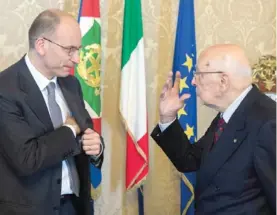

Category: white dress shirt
[25, 55, 78, 196]
[159, 85, 253, 132]
[221, 85, 252, 123]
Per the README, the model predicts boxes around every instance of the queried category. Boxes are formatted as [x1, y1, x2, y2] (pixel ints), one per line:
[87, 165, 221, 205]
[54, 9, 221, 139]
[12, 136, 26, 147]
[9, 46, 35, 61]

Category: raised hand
[159, 71, 190, 123]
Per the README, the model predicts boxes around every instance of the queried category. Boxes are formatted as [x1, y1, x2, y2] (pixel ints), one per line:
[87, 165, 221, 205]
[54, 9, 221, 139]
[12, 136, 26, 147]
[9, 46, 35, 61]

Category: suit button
[57, 179, 61, 184]
[215, 186, 220, 191]
[53, 206, 59, 210]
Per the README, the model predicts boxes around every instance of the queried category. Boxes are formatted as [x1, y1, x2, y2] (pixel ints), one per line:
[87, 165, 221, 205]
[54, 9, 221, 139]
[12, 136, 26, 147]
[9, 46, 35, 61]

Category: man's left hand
[82, 128, 101, 156]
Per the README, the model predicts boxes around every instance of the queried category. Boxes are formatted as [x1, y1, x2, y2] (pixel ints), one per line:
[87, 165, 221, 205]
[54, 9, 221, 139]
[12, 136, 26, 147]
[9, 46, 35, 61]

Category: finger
[83, 132, 98, 139]
[160, 80, 169, 100]
[173, 71, 181, 91]
[82, 132, 99, 141]
[84, 128, 94, 134]
[66, 113, 74, 121]
[84, 149, 100, 156]
[167, 71, 173, 90]
[160, 72, 173, 100]
[82, 145, 100, 151]
[180, 93, 191, 101]
[82, 138, 101, 146]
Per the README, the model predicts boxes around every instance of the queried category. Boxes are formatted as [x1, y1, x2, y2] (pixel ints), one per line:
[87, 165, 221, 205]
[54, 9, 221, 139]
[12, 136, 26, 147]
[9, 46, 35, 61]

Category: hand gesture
[82, 128, 101, 156]
[64, 115, 81, 135]
[159, 71, 190, 123]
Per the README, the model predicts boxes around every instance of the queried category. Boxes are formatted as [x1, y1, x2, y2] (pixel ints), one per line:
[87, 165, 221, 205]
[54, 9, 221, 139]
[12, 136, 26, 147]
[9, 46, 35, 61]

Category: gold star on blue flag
[172, 0, 197, 214]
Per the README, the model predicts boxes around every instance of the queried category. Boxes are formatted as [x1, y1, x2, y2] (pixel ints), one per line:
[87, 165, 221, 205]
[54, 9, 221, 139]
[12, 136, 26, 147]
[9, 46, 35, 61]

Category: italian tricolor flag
[120, 0, 149, 190]
[74, 0, 102, 199]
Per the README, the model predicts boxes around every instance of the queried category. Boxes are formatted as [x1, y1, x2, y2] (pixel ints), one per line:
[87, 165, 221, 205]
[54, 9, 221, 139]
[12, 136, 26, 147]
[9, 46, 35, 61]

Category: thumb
[84, 128, 94, 134]
[180, 93, 191, 101]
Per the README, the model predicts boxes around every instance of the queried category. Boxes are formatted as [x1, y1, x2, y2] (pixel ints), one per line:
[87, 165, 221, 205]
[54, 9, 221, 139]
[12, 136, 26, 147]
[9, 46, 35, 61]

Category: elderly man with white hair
[151, 44, 276, 215]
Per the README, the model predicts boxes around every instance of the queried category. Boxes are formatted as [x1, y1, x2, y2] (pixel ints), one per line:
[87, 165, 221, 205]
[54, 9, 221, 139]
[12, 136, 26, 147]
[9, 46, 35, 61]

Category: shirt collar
[222, 85, 252, 123]
[25, 54, 57, 91]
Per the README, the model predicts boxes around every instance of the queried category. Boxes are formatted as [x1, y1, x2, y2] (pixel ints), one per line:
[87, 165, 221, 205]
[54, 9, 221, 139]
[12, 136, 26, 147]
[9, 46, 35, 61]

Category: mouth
[63, 66, 74, 71]
[63, 66, 75, 76]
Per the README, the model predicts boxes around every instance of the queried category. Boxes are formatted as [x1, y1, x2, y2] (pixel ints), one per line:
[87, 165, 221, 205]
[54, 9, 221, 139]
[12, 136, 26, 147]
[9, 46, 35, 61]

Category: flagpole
[138, 186, 144, 215]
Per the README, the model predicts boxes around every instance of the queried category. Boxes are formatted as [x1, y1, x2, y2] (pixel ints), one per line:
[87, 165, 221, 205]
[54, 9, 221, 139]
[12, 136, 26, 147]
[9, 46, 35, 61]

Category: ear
[220, 73, 229, 91]
[34, 38, 47, 56]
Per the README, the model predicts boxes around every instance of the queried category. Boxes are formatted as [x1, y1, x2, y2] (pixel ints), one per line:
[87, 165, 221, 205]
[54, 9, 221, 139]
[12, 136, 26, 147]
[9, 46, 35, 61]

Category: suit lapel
[18, 57, 53, 131]
[58, 78, 88, 132]
[200, 114, 220, 161]
[197, 115, 248, 193]
[197, 86, 260, 194]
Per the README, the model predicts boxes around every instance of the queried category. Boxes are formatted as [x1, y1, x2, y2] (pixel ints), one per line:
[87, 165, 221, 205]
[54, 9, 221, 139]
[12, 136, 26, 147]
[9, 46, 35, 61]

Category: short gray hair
[28, 10, 61, 49]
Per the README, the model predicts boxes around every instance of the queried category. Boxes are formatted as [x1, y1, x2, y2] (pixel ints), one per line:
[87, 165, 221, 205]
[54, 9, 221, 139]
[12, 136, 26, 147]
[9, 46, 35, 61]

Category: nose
[191, 76, 196, 86]
[71, 51, 80, 64]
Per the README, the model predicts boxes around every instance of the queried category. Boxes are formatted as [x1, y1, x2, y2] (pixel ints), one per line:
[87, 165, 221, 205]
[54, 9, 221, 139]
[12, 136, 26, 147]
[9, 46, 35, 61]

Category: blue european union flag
[172, 0, 197, 214]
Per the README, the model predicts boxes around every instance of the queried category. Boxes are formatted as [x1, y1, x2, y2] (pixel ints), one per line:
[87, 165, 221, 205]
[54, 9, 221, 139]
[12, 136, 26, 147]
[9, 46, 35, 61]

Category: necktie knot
[217, 117, 226, 128]
[47, 82, 62, 129]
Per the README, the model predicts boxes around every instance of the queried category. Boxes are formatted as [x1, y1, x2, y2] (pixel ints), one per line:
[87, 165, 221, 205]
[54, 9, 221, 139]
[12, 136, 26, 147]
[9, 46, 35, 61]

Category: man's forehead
[197, 55, 228, 72]
[56, 18, 80, 34]
[54, 20, 81, 46]
[196, 44, 250, 72]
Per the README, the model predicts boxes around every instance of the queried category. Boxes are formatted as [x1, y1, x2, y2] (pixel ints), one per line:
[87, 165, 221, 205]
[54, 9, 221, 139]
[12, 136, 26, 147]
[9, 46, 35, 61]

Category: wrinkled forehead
[196, 53, 231, 73]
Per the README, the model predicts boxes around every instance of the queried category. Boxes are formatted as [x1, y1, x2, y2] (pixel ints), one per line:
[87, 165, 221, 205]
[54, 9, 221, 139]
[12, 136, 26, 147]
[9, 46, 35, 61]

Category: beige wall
[0, 0, 275, 214]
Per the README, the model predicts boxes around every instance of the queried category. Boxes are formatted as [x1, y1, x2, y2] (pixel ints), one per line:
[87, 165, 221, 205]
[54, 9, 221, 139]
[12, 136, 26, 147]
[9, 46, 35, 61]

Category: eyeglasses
[42, 37, 81, 57]
[193, 71, 223, 77]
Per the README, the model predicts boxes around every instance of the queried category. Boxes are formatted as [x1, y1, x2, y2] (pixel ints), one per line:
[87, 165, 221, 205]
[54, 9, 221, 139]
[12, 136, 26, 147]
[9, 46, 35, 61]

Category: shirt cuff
[158, 118, 176, 132]
[64, 124, 76, 137]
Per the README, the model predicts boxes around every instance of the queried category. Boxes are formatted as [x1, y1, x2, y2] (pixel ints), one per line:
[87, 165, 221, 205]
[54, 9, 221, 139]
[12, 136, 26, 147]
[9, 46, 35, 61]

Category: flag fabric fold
[120, 0, 149, 192]
[172, 0, 198, 214]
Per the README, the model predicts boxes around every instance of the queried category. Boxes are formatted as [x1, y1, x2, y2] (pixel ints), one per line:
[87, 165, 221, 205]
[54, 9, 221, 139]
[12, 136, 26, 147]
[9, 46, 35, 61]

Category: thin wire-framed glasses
[42, 37, 82, 57]
[193, 71, 223, 78]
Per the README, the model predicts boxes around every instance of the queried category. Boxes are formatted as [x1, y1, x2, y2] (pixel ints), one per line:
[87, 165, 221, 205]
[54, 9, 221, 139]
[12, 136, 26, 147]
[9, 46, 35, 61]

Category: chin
[61, 68, 72, 77]
[204, 103, 220, 111]
[62, 73, 70, 77]
[55, 72, 69, 78]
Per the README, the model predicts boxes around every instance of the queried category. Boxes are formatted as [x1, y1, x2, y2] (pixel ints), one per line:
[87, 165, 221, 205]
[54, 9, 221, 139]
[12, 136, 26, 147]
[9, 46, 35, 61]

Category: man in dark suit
[0, 9, 104, 215]
[151, 44, 276, 214]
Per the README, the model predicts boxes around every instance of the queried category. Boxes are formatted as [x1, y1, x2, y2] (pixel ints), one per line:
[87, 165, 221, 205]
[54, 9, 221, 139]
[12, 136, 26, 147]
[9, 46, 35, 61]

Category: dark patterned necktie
[47, 82, 79, 196]
[214, 116, 226, 143]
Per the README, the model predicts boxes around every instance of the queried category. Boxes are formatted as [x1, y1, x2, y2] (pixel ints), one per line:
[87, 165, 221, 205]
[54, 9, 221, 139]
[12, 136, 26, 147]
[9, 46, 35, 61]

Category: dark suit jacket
[151, 86, 276, 215]
[0, 57, 104, 215]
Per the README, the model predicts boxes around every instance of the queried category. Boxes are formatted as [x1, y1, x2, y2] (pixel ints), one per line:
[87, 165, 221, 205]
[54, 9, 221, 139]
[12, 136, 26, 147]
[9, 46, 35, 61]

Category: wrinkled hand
[82, 128, 101, 156]
[159, 71, 191, 123]
[64, 115, 81, 135]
